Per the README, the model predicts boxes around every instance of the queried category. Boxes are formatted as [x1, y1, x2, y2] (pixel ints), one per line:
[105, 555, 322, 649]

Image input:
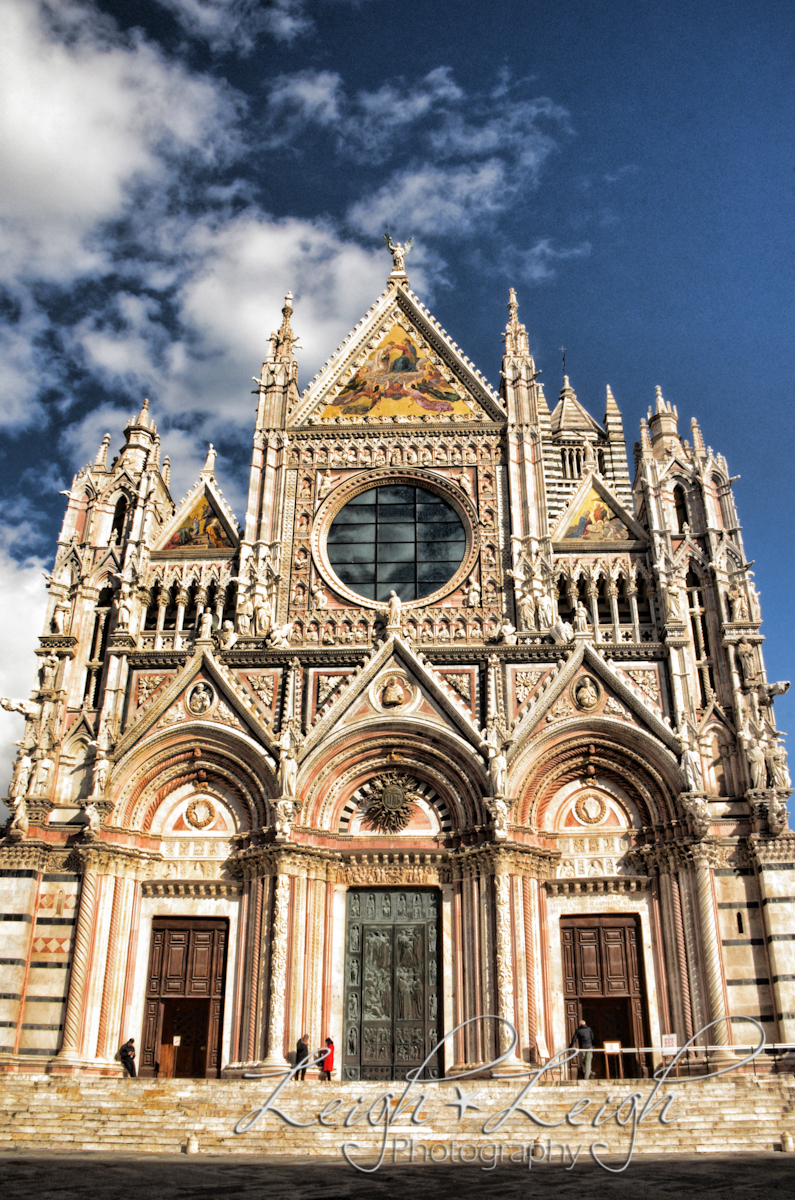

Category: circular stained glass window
[326, 484, 466, 603]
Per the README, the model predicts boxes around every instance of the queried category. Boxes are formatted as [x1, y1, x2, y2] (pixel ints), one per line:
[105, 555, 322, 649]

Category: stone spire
[647, 385, 682, 458]
[504, 287, 530, 357]
[270, 293, 299, 365]
[119, 398, 157, 473]
[93, 433, 111, 472]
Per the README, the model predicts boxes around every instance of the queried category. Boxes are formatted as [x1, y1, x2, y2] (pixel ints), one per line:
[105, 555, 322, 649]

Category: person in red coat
[320, 1037, 334, 1081]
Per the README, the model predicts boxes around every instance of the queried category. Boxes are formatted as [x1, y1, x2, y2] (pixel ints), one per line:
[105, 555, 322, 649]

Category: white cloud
[266, 67, 466, 161]
[512, 238, 592, 282]
[0, 0, 243, 287]
[0, 298, 52, 429]
[264, 68, 570, 235]
[0, 532, 48, 819]
[349, 161, 508, 236]
[70, 211, 402, 428]
[154, 0, 337, 51]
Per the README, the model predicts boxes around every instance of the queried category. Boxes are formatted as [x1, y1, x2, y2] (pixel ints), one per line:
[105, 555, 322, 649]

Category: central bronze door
[343, 888, 442, 1082]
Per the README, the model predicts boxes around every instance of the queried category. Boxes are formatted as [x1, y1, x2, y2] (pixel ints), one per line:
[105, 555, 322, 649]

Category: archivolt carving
[112, 739, 276, 831]
[303, 735, 487, 833]
[513, 731, 679, 829]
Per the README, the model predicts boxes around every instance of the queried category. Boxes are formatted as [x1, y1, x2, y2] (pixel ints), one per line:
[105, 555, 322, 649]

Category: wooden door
[561, 914, 648, 1075]
[141, 918, 227, 1077]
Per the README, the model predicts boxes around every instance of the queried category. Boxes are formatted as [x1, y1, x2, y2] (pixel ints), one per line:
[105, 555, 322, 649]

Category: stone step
[1, 1074, 794, 1156]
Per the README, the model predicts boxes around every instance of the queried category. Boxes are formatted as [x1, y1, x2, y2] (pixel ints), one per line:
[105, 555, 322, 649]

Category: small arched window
[110, 496, 128, 543]
[673, 485, 688, 533]
[686, 568, 715, 707]
[711, 474, 726, 529]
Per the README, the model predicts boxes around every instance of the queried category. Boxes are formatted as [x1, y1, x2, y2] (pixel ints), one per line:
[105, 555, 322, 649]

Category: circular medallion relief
[187, 682, 214, 715]
[574, 793, 607, 825]
[369, 670, 418, 714]
[571, 675, 601, 711]
[186, 797, 216, 829]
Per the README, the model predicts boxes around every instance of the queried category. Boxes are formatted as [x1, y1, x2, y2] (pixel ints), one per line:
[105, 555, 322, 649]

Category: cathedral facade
[1, 251, 793, 1081]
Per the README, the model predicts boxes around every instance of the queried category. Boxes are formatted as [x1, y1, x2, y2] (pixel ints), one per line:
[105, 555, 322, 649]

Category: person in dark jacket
[569, 1020, 595, 1080]
[295, 1034, 309, 1081]
[320, 1037, 334, 1081]
[119, 1038, 136, 1077]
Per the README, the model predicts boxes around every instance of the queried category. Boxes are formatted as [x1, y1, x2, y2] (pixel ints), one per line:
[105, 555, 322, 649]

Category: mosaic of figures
[316, 324, 482, 423]
[562, 487, 631, 542]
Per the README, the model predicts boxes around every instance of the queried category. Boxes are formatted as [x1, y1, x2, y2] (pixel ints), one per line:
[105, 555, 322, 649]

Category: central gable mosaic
[318, 324, 478, 423]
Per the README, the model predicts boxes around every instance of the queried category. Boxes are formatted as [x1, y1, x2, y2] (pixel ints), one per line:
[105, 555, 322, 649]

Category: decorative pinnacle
[503, 287, 530, 356]
[93, 433, 111, 470]
[274, 292, 299, 363]
[135, 398, 150, 426]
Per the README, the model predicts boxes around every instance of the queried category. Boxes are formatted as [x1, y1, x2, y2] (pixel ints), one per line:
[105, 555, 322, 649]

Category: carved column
[260, 871, 290, 1068]
[627, 583, 641, 644]
[693, 853, 730, 1048]
[58, 865, 99, 1060]
[245, 876, 264, 1061]
[522, 876, 538, 1055]
[607, 580, 620, 644]
[586, 579, 600, 639]
[96, 874, 122, 1060]
[492, 869, 522, 1073]
[668, 871, 694, 1040]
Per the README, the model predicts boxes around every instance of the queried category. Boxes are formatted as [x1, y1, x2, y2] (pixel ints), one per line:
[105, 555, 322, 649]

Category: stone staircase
[0, 1073, 793, 1158]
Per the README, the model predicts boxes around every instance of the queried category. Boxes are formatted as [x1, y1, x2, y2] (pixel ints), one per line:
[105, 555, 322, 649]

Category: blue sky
[1, 0, 793, 787]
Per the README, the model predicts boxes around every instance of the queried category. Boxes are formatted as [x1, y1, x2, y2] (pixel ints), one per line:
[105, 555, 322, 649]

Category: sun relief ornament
[365, 773, 418, 832]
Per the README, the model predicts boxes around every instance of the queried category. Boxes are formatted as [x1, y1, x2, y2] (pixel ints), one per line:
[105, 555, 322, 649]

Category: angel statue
[384, 231, 414, 273]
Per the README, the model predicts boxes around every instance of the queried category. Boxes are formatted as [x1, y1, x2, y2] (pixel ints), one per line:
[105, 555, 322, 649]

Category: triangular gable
[299, 634, 485, 758]
[113, 649, 278, 760]
[292, 285, 505, 428]
[152, 481, 239, 556]
[551, 473, 646, 545]
[508, 641, 680, 758]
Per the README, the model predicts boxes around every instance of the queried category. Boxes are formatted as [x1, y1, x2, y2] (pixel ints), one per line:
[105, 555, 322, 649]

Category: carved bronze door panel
[343, 888, 442, 1082]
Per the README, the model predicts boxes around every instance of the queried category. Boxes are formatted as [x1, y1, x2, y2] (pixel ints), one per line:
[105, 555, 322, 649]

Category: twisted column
[246, 877, 264, 1062]
[694, 858, 729, 1046]
[260, 872, 290, 1068]
[96, 875, 122, 1059]
[522, 877, 537, 1047]
[670, 873, 694, 1040]
[58, 868, 99, 1058]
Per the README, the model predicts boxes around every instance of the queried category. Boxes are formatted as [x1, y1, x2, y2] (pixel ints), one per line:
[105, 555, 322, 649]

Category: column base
[491, 1056, 526, 1077]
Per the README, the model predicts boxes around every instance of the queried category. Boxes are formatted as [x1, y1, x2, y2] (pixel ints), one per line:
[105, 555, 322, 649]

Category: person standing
[569, 1020, 595, 1080]
[320, 1037, 334, 1081]
[295, 1033, 309, 1081]
[119, 1038, 136, 1078]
